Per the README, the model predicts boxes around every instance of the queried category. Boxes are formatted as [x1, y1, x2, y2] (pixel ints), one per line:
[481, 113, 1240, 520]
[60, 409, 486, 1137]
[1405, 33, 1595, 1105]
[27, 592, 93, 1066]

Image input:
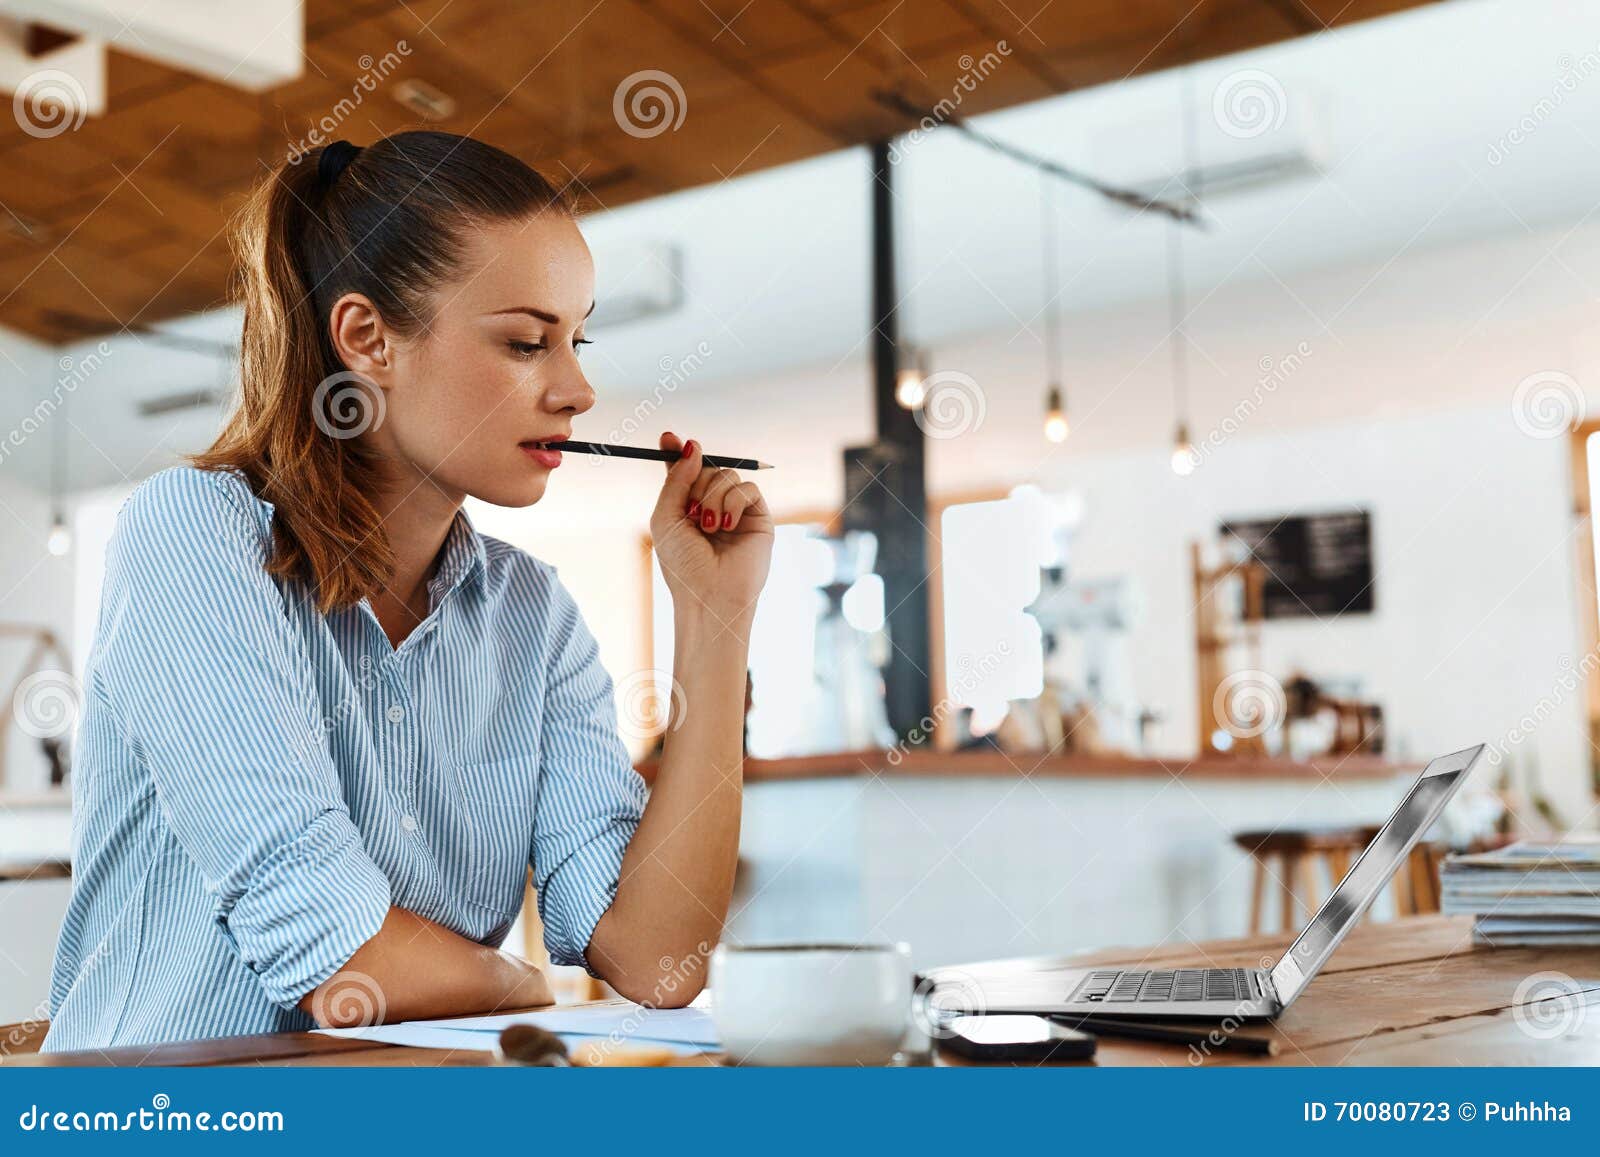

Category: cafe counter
[636, 748, 1424, 972]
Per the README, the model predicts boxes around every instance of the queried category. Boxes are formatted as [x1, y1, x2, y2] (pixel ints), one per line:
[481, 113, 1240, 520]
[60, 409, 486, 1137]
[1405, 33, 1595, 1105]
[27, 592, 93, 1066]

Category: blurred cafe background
[3, 0, 1599, 1017]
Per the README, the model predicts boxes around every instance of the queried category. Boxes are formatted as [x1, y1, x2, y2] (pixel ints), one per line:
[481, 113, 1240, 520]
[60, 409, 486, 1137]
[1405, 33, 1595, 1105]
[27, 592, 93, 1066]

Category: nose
[544, 354, 596, 417]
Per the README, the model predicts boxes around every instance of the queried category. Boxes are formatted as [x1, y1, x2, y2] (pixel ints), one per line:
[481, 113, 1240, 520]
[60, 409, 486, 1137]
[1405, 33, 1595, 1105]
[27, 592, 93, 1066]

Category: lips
[519, 440, 564, 469]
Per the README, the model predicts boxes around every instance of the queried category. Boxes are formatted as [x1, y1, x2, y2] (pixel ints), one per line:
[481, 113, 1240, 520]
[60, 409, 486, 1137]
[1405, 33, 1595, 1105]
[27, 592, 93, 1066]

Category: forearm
[587, 604, 749, 1003]
[298, 906, 551, 1027]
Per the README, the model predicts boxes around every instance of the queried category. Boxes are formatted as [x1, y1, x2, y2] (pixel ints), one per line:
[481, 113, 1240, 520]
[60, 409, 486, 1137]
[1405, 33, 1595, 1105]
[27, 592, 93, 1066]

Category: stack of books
[1441, 835, 1600, 946]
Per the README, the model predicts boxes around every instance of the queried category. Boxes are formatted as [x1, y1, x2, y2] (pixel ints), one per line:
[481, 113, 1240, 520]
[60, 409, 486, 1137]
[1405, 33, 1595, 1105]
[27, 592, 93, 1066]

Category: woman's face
[359, 210, 598, 508]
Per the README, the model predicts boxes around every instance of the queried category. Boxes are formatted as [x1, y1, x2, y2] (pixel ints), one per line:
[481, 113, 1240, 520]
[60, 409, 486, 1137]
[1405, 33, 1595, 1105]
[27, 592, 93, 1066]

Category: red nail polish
[702, 511, 716, 530]
[722, 512, 733, 530]
[688, 501, 701, 518]
[680, 440, 696, 460]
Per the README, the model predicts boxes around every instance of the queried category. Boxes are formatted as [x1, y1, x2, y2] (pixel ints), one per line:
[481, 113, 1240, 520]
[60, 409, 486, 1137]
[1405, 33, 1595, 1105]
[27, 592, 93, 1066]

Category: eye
[508, 340, 545, 358]
[573, 338, 593, 355]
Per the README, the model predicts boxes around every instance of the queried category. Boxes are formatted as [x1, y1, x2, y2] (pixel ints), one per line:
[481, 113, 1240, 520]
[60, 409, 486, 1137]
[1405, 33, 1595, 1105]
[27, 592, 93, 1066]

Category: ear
[327, 293, 392, 384]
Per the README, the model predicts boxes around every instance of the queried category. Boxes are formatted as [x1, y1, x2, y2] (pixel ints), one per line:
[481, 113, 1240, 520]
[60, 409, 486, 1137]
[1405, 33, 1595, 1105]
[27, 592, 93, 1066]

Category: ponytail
[192, 131, 570, 613]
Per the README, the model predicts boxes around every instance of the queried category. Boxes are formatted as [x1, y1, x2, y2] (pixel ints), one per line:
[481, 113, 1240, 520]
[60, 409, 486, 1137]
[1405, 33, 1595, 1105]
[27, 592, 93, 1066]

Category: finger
[653, 433, 701, 517]
[716, 481, 761, 531]
[737, 484, 775, 533]
[691, 469, 740, 532]
[686, 465, 731, 518]
[659, 430, 684, 471]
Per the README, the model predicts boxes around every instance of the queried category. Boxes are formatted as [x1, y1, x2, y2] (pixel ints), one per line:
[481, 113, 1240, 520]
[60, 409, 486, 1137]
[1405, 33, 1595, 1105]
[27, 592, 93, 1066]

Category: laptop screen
[1268, 745, 1482, 1006]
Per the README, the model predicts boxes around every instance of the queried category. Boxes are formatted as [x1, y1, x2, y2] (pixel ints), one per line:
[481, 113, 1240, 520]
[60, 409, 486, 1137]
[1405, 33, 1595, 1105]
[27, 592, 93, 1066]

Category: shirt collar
[427, 505, 488, 602]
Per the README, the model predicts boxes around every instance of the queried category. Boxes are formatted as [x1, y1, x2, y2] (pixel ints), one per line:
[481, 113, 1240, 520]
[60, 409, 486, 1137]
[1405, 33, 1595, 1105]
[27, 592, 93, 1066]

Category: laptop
[952, 744, 1485, 1021]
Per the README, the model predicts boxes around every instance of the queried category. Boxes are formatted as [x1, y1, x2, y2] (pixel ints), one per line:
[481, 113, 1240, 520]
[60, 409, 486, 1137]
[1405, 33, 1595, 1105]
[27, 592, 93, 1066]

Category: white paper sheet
[314, 1022, 705, 1055]
[314, 1024, 522, 1052]
[414, 1004, 719, 1046]
[314, 1002, 719, 1053]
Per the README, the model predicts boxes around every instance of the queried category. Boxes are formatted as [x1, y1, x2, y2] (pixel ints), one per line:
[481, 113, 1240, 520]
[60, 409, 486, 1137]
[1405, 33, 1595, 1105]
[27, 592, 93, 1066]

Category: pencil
[535, 440, 771, 470]
[1049, 1015, 1279, 1056]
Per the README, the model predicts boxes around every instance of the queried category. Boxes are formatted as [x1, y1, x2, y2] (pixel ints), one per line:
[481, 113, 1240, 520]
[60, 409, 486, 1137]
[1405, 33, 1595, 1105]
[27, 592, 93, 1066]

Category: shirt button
[385, 704, 405, 723]
[400, 815, 418, 833]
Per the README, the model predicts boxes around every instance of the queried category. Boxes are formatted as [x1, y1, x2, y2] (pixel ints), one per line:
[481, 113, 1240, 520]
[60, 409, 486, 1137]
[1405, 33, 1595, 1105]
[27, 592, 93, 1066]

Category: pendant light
[1040, 174, 1069, 443]
[1168, 66, 1200, 477]
[896, 346, 927, 410]
[894, 158, 926, 412]
[46, 380, 71, 556]
[1167, 216, 1196, 477]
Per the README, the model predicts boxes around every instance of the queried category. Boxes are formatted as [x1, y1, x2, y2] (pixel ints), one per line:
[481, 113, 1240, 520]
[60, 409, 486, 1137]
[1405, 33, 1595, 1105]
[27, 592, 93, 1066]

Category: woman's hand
[650, 431, 774, 625]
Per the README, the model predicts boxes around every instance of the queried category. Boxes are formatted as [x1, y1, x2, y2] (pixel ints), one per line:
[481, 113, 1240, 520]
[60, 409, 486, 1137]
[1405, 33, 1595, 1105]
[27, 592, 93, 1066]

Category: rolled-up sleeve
[96, 468, 391, 1008]
[531, 570, 648, 972]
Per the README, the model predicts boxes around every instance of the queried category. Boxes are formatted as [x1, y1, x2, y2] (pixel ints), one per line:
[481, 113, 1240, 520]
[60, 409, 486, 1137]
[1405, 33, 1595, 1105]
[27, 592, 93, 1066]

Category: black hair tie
[318, 140, 362, 187]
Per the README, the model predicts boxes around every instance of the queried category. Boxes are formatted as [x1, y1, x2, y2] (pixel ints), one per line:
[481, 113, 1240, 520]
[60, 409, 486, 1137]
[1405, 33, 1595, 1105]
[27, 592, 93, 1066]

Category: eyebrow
[488, 302, 597, 323]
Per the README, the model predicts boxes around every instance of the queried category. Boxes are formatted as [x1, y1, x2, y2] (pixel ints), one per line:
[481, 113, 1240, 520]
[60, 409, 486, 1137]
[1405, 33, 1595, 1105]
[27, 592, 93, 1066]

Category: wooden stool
[0, 859, 70, 882]
[1233, 827, 1370, 934]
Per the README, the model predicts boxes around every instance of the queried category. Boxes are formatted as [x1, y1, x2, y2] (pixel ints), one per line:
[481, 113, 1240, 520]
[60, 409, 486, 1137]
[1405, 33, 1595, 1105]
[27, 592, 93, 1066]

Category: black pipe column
[841, 140, 932, 743]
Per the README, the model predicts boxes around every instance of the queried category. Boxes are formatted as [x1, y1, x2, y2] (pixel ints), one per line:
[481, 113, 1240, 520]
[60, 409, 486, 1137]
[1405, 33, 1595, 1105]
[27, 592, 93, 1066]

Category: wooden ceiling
[0, 0, 1440, 342]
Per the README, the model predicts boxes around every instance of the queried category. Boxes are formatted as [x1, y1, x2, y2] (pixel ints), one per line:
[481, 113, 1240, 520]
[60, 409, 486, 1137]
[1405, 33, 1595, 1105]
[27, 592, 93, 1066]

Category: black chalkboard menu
[1221, 510, 1375, 619]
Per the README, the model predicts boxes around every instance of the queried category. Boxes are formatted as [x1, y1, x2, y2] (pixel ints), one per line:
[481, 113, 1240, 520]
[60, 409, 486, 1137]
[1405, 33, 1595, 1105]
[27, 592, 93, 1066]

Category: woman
[43, 132, 772, 1050]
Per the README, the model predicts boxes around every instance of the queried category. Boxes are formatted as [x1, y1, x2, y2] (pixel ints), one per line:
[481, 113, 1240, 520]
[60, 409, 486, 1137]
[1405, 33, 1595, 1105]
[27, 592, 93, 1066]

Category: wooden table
[636, 748, 1410, 786]
[7, 916, 1597, 1067]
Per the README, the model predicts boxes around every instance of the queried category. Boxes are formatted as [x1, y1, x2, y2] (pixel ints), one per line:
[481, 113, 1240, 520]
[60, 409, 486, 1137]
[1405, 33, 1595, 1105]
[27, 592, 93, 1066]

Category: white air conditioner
[0, 0, 302, 99]
[588, 242, 684, 330]
[1089, 74, 1331, 205]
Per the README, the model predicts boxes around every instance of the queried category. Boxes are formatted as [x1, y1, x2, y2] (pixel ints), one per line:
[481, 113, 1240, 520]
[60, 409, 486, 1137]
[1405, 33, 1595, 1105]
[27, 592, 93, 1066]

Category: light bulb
[895, 366, 926, 409]
[1044, 384, 1069, 443]
[47, 519, 72, 556]
[1170, 423, 1197, 477]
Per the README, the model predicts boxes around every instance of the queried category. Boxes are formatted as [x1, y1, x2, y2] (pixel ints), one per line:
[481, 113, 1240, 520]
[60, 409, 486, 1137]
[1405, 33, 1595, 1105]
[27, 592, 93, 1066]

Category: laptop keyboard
[1070, 968, 1253, 1004]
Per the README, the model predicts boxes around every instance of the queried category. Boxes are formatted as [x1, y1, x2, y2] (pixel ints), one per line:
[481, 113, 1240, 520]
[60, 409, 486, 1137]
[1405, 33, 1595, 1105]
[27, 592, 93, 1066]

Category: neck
[372, 471, 462, 620]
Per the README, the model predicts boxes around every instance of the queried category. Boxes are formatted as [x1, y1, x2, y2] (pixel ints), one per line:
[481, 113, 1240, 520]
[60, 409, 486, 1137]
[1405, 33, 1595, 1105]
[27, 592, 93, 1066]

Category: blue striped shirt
[43, 466, 647, 1051]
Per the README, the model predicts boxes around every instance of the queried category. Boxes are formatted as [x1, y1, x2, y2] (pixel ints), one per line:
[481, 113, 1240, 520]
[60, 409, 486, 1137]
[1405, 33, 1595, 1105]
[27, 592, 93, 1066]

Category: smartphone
[939, 1014, 1097, 1062]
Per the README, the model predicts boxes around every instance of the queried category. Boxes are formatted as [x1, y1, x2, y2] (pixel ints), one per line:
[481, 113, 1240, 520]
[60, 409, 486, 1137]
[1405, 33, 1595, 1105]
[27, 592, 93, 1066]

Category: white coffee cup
[709, 942, 912, 1066]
